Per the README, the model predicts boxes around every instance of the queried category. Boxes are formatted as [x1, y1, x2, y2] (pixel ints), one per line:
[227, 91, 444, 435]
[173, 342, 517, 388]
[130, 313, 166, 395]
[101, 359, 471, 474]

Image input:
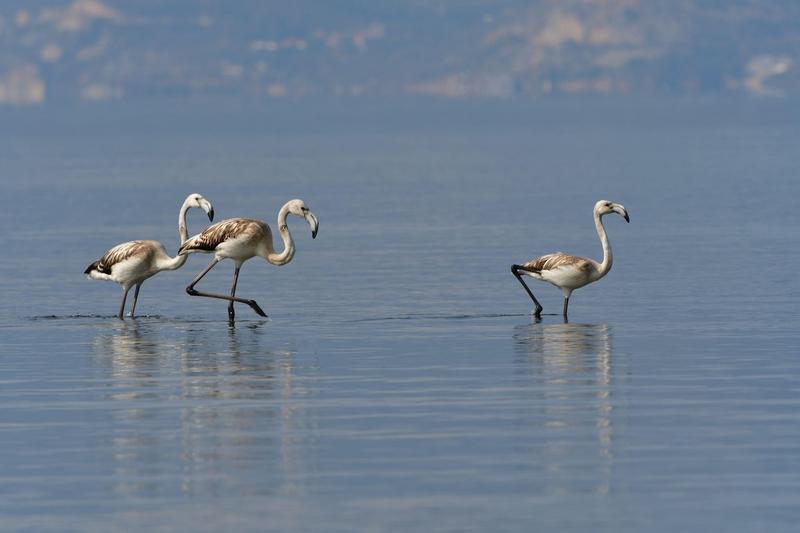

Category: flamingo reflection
[513, 321, 617, 496]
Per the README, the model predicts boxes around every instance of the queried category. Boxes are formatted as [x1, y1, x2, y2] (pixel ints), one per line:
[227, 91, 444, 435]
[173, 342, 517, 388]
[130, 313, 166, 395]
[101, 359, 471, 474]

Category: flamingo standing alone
[85, 193, 215, 319]
[178, 198, 319, 321]
[511, 200, 630, 320]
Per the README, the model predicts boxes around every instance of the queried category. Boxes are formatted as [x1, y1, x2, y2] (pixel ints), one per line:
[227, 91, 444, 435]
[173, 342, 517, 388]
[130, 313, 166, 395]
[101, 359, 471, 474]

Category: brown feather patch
[180, 218, 265, 253]
[91, 241, 154, 274]
[524, 253, 590, 272]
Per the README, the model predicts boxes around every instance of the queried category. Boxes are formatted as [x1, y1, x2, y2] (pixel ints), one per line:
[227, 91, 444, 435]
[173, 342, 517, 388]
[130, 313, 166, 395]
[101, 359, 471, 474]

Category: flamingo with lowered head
[178, 198, 319, 321]
[85, 193, 215, 319]
[511, 200, 629, 320]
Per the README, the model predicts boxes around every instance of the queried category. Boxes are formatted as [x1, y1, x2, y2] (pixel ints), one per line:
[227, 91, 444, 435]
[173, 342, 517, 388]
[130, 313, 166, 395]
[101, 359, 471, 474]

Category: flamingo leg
[118, 286, 131, 320]
[228, 266, 240, 321]
[186, 259, 267, 318]
[130, 283, 142, 318]
[563, 296, 570, 321]
[511, 265, 544, 317]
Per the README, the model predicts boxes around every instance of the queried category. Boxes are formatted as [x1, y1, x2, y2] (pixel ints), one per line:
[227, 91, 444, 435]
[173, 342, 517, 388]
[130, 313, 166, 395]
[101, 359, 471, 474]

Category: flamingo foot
[248, 300, 268, 317]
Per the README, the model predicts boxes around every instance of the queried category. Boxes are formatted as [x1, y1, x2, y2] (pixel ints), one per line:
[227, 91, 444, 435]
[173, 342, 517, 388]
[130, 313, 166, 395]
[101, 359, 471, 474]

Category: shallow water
[1, 98, 799, 531]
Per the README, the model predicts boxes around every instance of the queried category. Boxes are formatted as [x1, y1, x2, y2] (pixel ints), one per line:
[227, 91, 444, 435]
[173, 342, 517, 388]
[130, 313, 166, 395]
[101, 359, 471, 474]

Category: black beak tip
[208, 209, 215, 222]
[312, 229, 318, 239]
[624, 213, 630, 223]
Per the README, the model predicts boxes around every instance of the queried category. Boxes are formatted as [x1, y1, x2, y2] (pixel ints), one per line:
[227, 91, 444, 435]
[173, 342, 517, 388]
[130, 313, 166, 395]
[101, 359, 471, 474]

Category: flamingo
[511, 200, 629, 320]
[85, 193, 214, 319]
[178, 198, 319, 321]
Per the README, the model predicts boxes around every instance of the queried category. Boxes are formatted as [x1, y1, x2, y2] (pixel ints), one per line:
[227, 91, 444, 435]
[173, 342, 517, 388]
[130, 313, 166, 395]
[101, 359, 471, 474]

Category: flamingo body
[86, 240, 168, 285]
[180, 218, 271, 264]
[520, 253, 599, 295]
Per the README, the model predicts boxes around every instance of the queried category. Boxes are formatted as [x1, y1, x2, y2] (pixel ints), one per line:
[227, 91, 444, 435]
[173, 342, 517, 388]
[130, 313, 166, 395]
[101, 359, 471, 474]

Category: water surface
[1, 98, 799, 531]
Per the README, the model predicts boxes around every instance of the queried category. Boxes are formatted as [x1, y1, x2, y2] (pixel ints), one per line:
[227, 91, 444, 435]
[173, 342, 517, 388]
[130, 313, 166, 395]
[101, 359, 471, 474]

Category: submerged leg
[118, 286, 131, 320]
[511, 265, 544, 317]
[228, 266, 240, 321]
[186, 259, 267, 318]
[130, 283, 142, 318]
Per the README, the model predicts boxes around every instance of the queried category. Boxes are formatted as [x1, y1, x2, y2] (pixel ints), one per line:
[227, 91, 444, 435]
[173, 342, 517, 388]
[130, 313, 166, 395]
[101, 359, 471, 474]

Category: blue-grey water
[1, 98, 799, 532]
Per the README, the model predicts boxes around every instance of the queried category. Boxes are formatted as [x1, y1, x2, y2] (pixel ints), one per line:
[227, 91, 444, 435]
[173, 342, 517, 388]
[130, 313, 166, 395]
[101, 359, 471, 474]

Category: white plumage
[512, 200, 630, 320]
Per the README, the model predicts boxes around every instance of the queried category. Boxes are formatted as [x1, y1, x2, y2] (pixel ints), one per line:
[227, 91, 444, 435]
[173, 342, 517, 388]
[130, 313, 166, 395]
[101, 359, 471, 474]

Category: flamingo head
[186, 193, 215, 221]
[595, 200, 629, 223]
[286, 199, 319, 239]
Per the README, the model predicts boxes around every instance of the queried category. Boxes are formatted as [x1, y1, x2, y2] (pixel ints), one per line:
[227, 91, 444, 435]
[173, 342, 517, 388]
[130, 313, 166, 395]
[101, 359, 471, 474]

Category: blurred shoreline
[3, 94, 800, 138]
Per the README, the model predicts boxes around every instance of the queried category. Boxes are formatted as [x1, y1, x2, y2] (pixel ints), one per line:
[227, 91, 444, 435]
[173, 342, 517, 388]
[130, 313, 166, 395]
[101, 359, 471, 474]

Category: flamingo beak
[305, 212, 319, 239]
[613, 204, 629, 223]
[200, 199, 214, 222]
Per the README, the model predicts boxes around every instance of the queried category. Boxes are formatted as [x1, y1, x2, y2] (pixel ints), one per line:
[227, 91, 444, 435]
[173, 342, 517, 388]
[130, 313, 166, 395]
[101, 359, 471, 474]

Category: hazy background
[1, 0, 799, 106]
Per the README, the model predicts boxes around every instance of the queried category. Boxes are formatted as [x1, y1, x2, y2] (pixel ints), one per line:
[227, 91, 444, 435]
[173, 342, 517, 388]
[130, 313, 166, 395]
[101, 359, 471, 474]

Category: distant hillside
[1, 0, 798, 105]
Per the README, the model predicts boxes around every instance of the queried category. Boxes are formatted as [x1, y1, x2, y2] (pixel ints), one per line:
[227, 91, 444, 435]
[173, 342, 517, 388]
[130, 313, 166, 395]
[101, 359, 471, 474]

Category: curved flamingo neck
[594, 210, 612, 278]
[158, 200, 193, 271]
[178, 200, 191, 244]
[266, 203, 295, 266]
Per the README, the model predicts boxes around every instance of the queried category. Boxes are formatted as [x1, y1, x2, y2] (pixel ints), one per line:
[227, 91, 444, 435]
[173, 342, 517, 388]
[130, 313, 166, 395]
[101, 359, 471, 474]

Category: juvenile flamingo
[85, 193, 214, 319]
[511, 200, 629, 320]
[178, 198, 318, 321]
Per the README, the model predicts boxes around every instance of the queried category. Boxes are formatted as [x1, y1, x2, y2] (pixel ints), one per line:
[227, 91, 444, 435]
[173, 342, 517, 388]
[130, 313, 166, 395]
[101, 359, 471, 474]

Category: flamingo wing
[179, 218, 264, 254]
[85, 241, 155, 275]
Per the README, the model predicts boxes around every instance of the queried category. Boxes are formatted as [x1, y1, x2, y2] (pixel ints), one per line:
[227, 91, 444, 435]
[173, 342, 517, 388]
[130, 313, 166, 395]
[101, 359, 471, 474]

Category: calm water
[1, 99, 799, 531]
